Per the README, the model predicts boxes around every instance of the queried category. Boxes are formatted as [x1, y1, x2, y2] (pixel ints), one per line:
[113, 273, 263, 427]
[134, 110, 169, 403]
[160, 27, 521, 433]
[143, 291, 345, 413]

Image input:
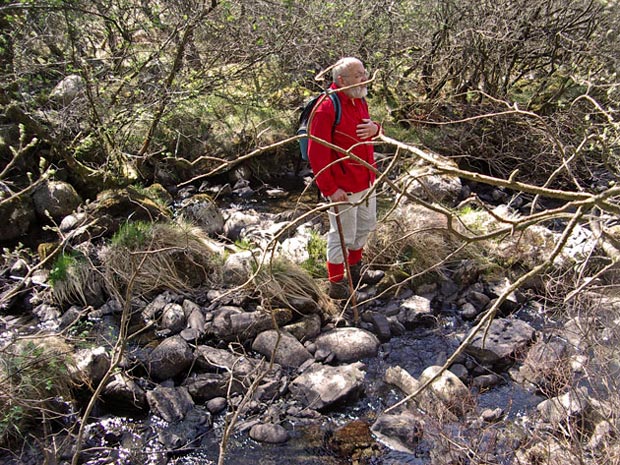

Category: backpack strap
[328, 92, 341, 128]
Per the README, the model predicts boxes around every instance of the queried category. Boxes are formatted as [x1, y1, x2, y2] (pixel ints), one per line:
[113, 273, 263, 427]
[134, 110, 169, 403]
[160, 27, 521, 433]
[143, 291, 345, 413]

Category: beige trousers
[326, 187, 377, 264]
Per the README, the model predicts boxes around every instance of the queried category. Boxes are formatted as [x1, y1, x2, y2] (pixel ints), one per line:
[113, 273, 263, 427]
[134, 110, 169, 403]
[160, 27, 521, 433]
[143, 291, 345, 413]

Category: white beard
[346, 85, 368, 99]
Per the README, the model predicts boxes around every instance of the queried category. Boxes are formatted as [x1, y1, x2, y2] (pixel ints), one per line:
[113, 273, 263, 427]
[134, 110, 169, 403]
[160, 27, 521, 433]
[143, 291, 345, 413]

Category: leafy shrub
[0, 337, 74, 446]
[301, 230, 327, 278]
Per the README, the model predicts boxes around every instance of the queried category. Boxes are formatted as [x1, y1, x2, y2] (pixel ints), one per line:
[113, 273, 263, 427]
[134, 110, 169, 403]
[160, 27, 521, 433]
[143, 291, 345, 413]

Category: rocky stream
[1, 161, 618, 465]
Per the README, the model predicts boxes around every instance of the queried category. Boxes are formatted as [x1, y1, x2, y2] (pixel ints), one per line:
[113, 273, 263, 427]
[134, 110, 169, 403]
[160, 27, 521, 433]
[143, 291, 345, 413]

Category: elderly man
[307, 56, 384, 299]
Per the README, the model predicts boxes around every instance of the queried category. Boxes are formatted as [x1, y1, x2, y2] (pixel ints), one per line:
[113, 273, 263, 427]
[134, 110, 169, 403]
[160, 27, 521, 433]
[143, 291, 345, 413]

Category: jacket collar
[330, 82, 357, 104]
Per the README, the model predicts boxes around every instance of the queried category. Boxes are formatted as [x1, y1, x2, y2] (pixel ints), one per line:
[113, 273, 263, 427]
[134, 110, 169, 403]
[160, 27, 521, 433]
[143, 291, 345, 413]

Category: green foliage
[110, 221, 153, 249]
[234, 238, 253, 251]
[48, 251, 80, 285]
[301, 230, 327, 278]
[0, 337, 74, 445]
[67, 320, 95, 348]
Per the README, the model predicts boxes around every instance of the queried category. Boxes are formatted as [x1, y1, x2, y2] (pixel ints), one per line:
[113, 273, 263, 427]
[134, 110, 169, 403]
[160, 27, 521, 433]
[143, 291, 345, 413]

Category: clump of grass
[366, 203, 464, 283]
[0, 336, 75, 446]
[100, 219, 224, 298]
[48, 251, 79, 285]
[49, 251, 103, 306]
[110, 220, 151, 249]
[253, 257, 337, 318]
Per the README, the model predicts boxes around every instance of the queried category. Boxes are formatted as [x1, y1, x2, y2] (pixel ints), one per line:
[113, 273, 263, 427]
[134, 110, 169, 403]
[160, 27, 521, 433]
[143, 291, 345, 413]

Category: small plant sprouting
[49, 251, 81, 285]
[111, 221, 152, 249]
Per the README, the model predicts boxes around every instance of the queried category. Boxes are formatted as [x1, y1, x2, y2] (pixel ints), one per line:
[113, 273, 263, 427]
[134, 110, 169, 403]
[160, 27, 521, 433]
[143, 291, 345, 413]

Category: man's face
[340, 62, 368, 99]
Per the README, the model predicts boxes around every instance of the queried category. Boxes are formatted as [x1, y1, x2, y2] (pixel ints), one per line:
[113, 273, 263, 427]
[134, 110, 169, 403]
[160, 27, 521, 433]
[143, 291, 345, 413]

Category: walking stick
[333, 205, 359, 324]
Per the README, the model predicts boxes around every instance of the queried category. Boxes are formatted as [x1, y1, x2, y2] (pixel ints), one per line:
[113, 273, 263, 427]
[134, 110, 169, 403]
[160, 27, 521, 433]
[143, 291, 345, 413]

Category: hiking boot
[328, 279, 369, 302]
[328, 279, 350, 300]
[349, 263, 385, 287]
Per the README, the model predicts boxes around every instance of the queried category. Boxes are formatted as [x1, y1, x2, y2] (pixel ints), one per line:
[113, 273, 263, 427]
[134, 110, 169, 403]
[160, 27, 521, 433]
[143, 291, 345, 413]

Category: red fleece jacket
[307, 84, 378, 197]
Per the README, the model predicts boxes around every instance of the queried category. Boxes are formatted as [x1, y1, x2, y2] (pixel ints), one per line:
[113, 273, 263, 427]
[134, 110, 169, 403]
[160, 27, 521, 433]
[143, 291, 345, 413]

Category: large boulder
[147, 336, 193, 381]
[49, 74, 85, 105]
[314, 328, 380, 362]
[178, 194, 225, 236]
[418, 365, 472, 416]
[398, 295, 436, 328]
[32, 180, 82, 220]
[289, 362, 366, 410]
[465, 317, 535, 366]
[209, 306, 292, 341]
[371, 411, 424, 453]
[102, 373, 148, 412]
[146, 386, 195, 423]
[85, 187, 171, 238]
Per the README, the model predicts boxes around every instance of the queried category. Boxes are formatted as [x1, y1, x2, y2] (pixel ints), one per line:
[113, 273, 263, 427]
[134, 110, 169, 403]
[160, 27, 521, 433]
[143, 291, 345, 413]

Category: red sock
[348, 248, 363, 266]
[327, 261, 345, 282]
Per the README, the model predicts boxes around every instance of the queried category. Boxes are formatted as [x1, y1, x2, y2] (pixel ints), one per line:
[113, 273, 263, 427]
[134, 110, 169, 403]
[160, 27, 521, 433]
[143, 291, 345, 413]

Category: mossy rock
[85, 187, 172, 238]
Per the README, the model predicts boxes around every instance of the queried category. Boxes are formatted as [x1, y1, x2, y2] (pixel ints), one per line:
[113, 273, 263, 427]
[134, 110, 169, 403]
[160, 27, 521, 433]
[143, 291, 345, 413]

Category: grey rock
[314, 327, 380, 362]
[362, 311, 391, 342]
[449, 363, 469, 382]
[178, 194, 225, 235]
[283, 314, 322, 342]
[157, 408, 210, 449]
[249, 423, 290, 443]
[142, 291, 179, 324]
[147, 336, 193, 381]
[460, 302, 479, 320]
[0, 194, 36, 241]
[102, 373, 147, 411]
[211, 306, 292, 341]
[537, 386, 592, 426]
[289, 362, 366, 410]
[146, 386, 195, 423]
[398, 295, 436, 328]
[70, 346, 110, 386]
[519, 338, 570, 388]
[472, 373, 502, 389]
[206, 397, 227, 414]
[252, 330, 313, 368]
[33, 180, 82, 220]
[161, 303, 186, 334]
[419, 365, 472, 417]
[194, 345, 258, 378]
[49, 74, 85, 104]
[480, 407, 504, 422]
[466, 318, 535, 366]
[371, 411, 424, 453]
[184, 373, 233, 402]
[222, 251, 255, 285]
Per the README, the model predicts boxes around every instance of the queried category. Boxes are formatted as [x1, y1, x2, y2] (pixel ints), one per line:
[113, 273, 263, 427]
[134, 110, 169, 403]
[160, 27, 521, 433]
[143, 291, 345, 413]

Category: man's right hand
[329, 188, 349, 203]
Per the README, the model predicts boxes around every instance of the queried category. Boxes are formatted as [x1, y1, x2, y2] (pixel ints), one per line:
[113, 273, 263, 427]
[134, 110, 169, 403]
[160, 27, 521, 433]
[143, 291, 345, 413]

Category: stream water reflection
[159, 324, 540, 465]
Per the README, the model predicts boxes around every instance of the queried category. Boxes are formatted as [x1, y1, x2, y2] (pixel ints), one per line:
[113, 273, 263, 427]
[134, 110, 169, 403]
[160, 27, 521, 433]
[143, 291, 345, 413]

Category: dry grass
[366, 203, 479, 282]
[100, 220, 224, 299]
[252, 257, 338, 319]
[50, 256, 103, 306]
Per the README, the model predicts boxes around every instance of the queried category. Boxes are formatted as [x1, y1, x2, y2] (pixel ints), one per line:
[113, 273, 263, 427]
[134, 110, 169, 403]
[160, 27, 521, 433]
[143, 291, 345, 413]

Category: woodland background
[1, 1, 620, 464]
